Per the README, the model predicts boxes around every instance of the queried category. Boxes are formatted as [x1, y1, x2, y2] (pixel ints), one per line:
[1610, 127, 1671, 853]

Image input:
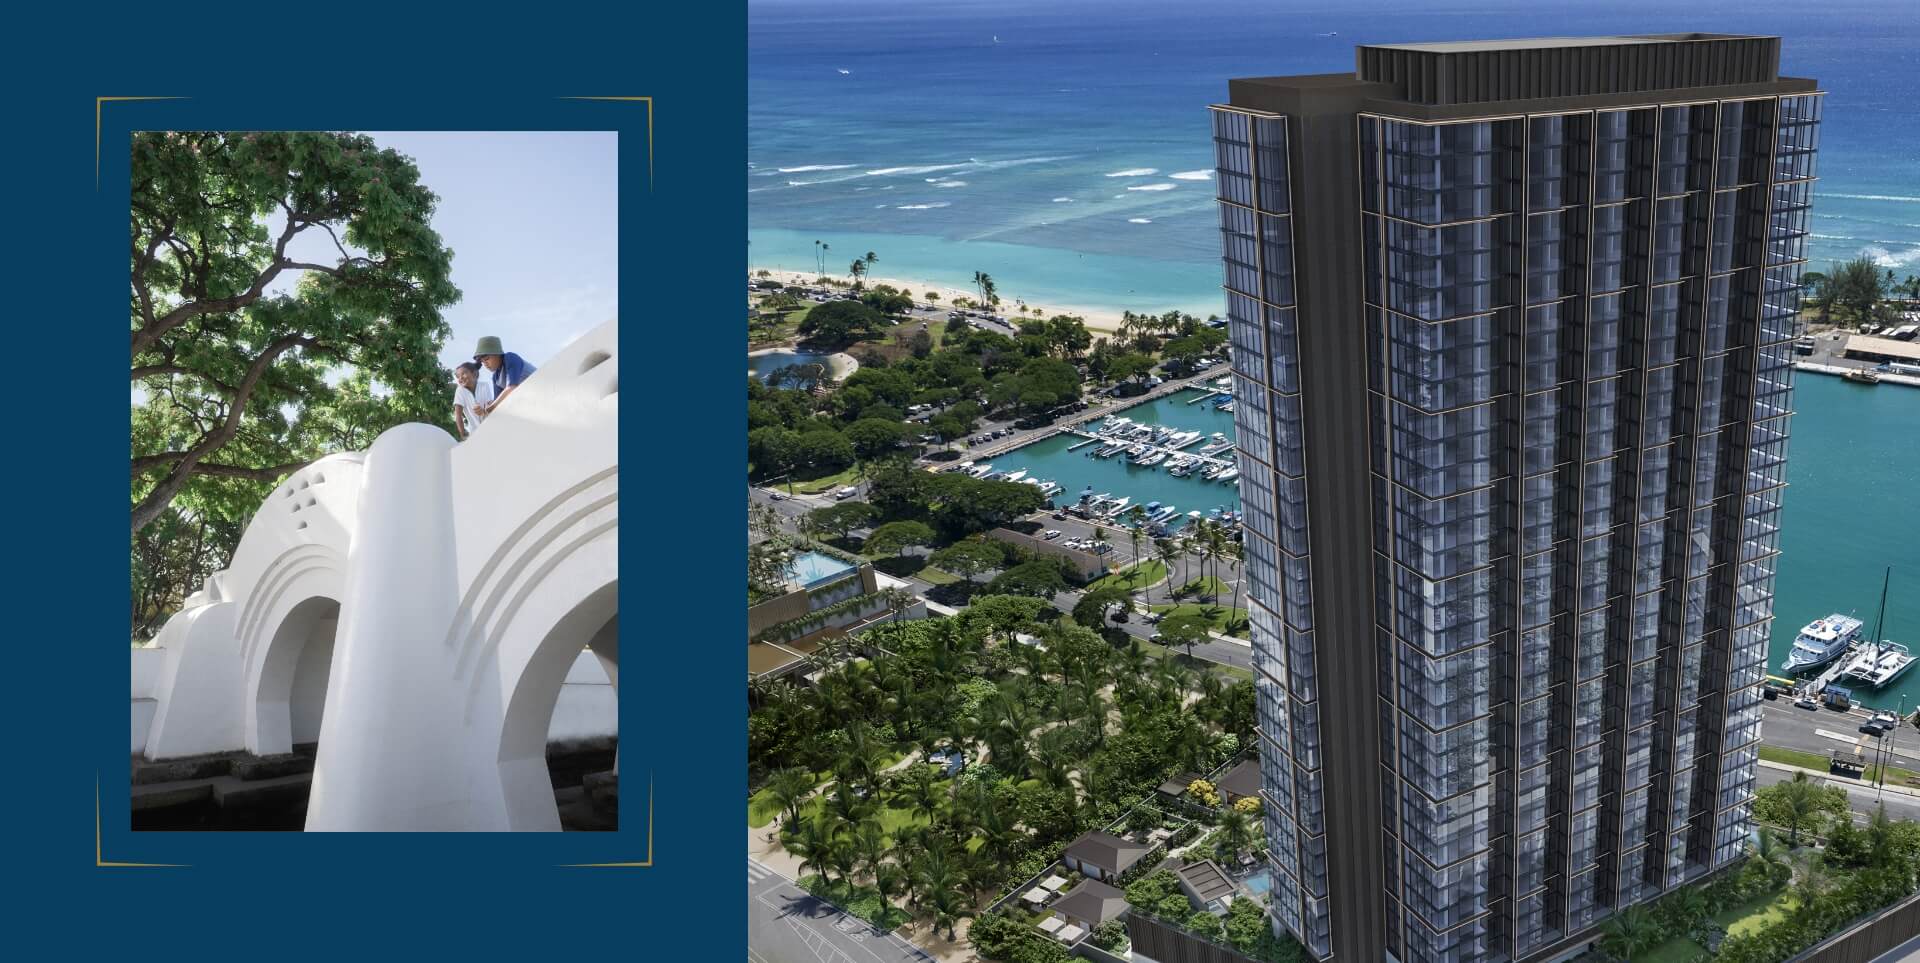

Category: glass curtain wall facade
[1211, 105, 1333, 959]
[1215, 72, 1819, 963]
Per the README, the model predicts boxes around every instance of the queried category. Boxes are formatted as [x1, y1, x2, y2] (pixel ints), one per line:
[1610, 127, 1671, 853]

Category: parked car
[1043, 529, 1062, 540]
[1794, 696, 1821, 711]
[1051, 510, 1068, 520]
[834, 486, 858, 500]
[1860, 719, 1893, 736]
[1143, 611, 1166, 624]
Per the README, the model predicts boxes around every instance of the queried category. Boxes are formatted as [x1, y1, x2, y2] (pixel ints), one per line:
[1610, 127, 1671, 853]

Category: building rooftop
[1843, 335, 1920, 362]
[1365, 33, 1764, 54]
[1065, 831, 1154, 875]
[1216, 759, 1262, 801]
[1052, 880, 1129, 927]
[1174, 859, 1237, 907]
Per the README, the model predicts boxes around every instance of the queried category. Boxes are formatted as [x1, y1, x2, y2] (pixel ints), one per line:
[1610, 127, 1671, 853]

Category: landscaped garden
[1575, 770, 1920, 963]
[747, 597, 1258, 953]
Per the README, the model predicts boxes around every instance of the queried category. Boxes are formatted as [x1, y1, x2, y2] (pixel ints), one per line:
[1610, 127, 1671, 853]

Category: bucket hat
[473, 336, 505, 360]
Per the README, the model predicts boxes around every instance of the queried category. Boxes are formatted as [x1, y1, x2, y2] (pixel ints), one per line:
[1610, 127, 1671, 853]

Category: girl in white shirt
[452, 362, 493, 438]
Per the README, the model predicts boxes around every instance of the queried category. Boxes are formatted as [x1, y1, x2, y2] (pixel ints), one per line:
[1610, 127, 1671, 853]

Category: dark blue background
[10, 4, 743, 954]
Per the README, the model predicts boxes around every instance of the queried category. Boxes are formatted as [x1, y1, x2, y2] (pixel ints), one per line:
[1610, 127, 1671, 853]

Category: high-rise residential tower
[1210, 34, 1818, 963]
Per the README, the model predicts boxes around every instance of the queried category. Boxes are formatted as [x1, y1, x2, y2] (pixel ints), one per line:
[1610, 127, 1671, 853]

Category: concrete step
[130, 751, 239, 786]
[130, 778, 216, 812]
[230, 753, 314, 781]
[210, 772, 311, 809]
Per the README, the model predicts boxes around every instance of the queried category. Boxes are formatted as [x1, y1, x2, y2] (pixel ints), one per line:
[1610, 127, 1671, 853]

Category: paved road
[1757, 764, 1920, 823]
[1761, 700, 1920, 766]
[748, 859, 937, 963]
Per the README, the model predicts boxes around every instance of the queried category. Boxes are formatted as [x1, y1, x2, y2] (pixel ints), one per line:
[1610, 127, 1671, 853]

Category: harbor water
[1772, 374, 1920, 712]
[973, 386, 1243, 530]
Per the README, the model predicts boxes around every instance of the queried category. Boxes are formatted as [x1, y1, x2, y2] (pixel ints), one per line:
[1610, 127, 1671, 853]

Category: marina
[969, 386, 1244, 533]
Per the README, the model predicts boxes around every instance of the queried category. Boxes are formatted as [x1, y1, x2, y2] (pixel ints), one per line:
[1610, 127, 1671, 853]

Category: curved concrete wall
[132, 320, 618, 831]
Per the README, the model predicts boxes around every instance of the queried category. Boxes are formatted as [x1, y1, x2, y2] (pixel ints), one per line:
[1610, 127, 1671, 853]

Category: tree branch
[129, 206, 310, 360]
[131, 332, 320, 533]
[132, 454, 310, 481]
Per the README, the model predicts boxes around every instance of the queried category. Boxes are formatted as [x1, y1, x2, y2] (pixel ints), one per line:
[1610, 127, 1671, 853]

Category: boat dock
[1064, 428, 1236, 470]
[1066, 437, 1100, 452]
[1795, 361, 1920, 389]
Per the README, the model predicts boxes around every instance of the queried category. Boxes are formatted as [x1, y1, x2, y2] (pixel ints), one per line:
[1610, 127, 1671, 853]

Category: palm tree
[850, 818, 890, 882]
[1223, 539, 1247, 634]
[767, 766, 818, 830]
[863, 250, 878, 281]
[1751, 828, 1790, 886]
[789, 817, 840, 885]
[1153, 538, 1180, 605]
[849, 257, 867, 288]
[900, 764, 943, 825]
[1597, 904, 1658, 961]
[910, 845, 975, 941]
[1218, 806, 1255, 859]
[820, 241, 832, 279]
[1775, 771, 1825, 846]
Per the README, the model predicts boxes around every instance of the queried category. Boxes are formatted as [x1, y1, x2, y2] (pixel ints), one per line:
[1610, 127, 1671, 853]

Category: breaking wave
[1127, 183, 1177, 192]
[1106, 167, 1158, 177]
[1168, 170, 1214, 180]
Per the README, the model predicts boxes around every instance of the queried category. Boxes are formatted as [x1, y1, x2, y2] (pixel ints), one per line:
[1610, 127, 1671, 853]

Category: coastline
[750, 267, 1216, 337]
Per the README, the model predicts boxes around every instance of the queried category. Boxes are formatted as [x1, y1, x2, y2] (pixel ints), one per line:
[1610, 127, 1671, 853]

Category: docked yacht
[1840, 641, 1916, 688]
[1781, 614, 1865, 673]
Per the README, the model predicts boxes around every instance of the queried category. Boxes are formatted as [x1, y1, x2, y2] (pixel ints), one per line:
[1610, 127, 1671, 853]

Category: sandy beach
[750, 266, 1211, 336]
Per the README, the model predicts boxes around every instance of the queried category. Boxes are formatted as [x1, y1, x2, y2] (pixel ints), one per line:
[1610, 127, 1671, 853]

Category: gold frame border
[564, 96, 656, 189]
[107, 95, 655, 865]
[97, 97, 186, 188]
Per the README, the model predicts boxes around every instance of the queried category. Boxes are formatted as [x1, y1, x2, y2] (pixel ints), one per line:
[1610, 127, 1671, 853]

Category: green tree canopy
[799, 299, 884, 345]
[130, 131, 460, 635]
[986, 560, 1070, 598]
[865, 520, 936, 557]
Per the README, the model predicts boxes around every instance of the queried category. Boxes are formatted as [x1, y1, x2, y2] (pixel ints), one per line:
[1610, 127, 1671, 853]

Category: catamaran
[1839, 568, 1913, 687]
[1781, 614, 1865, 673]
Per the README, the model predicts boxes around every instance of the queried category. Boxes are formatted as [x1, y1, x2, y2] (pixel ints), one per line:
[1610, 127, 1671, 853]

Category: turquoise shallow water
[1771, 374, 1920, 711]
[977, 387, 1243, 529]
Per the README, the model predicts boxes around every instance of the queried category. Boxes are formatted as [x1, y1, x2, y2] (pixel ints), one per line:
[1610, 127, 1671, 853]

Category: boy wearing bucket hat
[473, 336, 538, 416]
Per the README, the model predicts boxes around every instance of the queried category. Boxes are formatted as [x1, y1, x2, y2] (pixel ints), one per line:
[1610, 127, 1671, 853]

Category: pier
[1067, 428, 1236, 470]
[1795, 361, 1920, 389]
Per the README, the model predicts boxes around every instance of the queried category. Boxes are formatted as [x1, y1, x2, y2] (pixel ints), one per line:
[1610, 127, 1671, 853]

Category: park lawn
[748, 768, 835, 828]
[1137, 641, 1254, 682]
[1866, 762, 1920, 789]
[1149, 602, 1249, 635]
[1171, 576, 1232, 600]
[1089, 560, 1167, 593]
[792, 466, 862, 494]
[1759, 745, 1832, 771]
[1639, 936, 1705, 963]
[1721, 886, 1798, 938]
[917, 566, 962, 585]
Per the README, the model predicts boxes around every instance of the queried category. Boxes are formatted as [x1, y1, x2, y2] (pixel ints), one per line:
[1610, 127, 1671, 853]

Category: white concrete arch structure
[134, 320, 619, 831]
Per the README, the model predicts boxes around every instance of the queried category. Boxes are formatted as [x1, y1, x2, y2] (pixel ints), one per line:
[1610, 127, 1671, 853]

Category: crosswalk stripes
[748, 859, 772, 886]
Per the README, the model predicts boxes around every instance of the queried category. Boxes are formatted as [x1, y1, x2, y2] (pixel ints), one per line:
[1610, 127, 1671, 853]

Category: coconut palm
[1751, 828, 1791, 886]
[1218, 806, 1256, 859]
[788, 817, 840, 885]
[767, 766, 818, 830]
[910, 845, 975, 940]
[1152, 538, 1180, 605]
[849, 257, 867, 288]
[1597, 904, 1658, 961]
[850, 818, 890, 881]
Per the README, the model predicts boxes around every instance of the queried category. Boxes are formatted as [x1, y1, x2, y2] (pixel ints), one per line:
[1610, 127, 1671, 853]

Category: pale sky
[267, 129, 620, 374]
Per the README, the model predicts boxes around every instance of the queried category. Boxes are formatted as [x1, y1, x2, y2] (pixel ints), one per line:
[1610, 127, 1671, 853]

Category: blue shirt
[490, 352, 538, 396]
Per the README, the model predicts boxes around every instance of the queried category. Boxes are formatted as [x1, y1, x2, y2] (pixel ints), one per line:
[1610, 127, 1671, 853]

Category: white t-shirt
[454, 379, 494, 435]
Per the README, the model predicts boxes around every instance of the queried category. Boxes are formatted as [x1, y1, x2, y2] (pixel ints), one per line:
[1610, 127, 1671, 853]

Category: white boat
[1782, 614, 1866, 673]
[1140, 452, 1168, 467]
[1101, 496, 1131, 518]
[1004, 469, 1028, 482]
[968, 464, 994, 478]
[1841, 641, 1917, 688]
[1216, 467, 1239, 482]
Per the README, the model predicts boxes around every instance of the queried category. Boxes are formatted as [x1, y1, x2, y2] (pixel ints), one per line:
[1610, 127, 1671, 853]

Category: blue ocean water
[749, 0, 1919, 314]
[749, 0, 1920, 706]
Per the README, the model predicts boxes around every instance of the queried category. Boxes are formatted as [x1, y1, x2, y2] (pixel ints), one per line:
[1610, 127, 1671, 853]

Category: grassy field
[1089, 560, 1166, 593]
[791, 466, 862, 495]
[747, 748, 913, 829]
[1639, 885, 1798, 962]
[917, 566, 962, 585]
[1138, 642, 1254, 682]
[1148, 601, 1249, 635]
[1759, 744, 1834, 771]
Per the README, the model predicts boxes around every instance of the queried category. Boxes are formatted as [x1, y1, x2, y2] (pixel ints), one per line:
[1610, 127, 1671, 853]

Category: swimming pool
[1240, 870, 1273, 896]
[787, 550, 857, 588]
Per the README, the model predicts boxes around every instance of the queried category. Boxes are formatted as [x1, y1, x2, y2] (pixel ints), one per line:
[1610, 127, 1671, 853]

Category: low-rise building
[1062, 830, 1154, 884]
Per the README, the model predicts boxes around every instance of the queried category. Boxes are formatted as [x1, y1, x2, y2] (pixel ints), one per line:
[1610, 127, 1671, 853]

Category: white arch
[133, 319, 619, 830]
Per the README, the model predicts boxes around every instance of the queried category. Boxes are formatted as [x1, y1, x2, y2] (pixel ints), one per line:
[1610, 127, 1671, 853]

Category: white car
[1043, 529, 1062, 540]
[834, 486, 858, 500]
